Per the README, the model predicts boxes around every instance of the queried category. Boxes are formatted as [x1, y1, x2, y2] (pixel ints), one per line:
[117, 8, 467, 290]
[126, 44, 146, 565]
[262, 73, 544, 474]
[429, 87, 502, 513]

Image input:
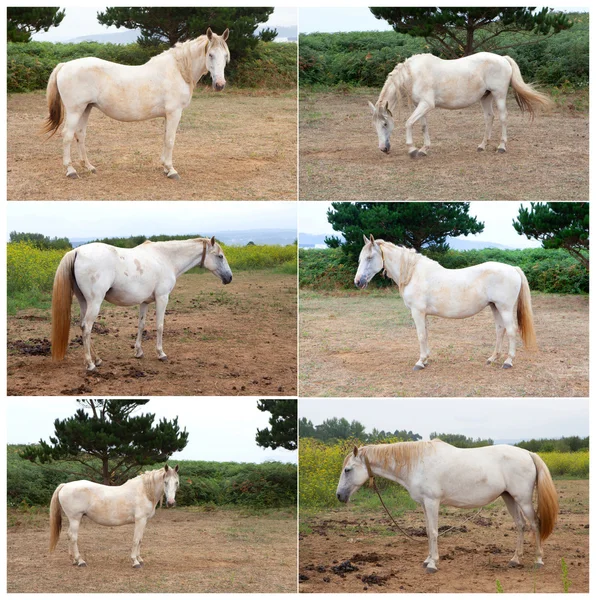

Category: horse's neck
[378, 65, 409, 113]
[156, 240, 207, 277]
[366, 450, 411, 488]
[380, 244, 404, 284]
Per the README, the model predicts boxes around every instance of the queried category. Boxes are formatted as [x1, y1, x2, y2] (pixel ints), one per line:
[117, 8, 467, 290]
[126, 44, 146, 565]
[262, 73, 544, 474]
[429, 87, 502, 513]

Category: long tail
[530, 452, 559, 542]
[503, 55, 553, 120]
[49, 484, 65, 552]
[51, 250, 77, 361]
[41, 63, 65, 137]
[515, 267, 537, 351]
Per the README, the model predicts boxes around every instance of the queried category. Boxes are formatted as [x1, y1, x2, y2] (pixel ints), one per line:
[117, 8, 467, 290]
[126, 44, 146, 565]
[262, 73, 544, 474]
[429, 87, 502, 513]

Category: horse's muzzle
[355, 278, 368, 290]
[380, 144, 390, 154]
[213, 81, 226, 92]
[166, 500, 176, 508]
[337, 492, 348, 503]
[222, 274, 232, 285]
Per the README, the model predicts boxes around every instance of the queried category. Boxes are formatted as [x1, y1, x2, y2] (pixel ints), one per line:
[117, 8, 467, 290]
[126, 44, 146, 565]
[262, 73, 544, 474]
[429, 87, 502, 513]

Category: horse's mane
[139, 467, 165, 505]
[360, 440, 440, 474]
[376, 240, 437, 293]
[377, 58, 414, 118]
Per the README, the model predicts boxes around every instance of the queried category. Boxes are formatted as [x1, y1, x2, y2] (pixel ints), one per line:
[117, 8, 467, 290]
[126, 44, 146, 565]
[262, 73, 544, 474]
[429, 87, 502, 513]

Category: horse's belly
[105, 288, 155, 306]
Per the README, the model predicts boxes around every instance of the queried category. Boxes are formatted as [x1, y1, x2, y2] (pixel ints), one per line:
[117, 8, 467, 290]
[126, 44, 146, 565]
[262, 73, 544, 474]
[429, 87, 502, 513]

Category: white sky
[6, 399, 297, 464]
[299, 201, 542, 249]
[299, 7, 588, 34]
[300, 398, 588, 442]
[32, 6, 297, 41]
[7, 201, 296, 240]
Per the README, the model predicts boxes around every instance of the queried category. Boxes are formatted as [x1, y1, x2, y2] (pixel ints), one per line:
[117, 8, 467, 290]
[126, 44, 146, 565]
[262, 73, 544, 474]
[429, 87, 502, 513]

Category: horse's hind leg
[405, 101, 432, 158]
[81, 298, 103, 371]
[62, 107, 86, 178]
[134, 303, 149, 358]
[513, 496, 544, 568]
[496, 305, 517, 368]
[74, 288, 102, 367]
[75, 105, 96, 173]
[162, 109, 182, 180]
[487, 304, 506, 365]
[478, 93, 494, 151]
[493, 94, 508, 153]
[501, 492, 526, 567]
[67, 516, 87, 567]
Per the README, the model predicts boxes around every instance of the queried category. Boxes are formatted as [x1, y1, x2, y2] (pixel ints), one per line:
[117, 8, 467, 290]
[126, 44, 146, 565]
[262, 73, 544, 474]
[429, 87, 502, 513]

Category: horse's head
[354, 234, 384, 289]
[204, 236, 233, 284]
[163, 464, 180, 508]
[205, 27, 230, 91]
[336, 447, 370, 503]
[368, 101, 395, 153]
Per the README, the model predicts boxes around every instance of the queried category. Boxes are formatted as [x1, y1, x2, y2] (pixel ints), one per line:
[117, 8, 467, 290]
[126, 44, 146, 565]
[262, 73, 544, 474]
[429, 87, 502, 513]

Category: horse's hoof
[497, 148, 506, 154]
[133, 563, 142, 569]
[158, 356, 168, 362]
[413, 364, 425, 371]
[86, 365, 96, 372]
[417, 150, 427, 158]
[425, 566, 438, 574]
[167, 173, 180, 180]
[89, 167, 97, 174]
[534, 562, 544, 570]
[502, 363, 513, 369]
[509, 560, 522, 568]
[67, 172, 79, 179]
[409, 150, 419, 159]
[135, 353, 144, 359]
[477, 147, 485, 152]
[95, 359, 102, 367]
[78, 562, 87, 568]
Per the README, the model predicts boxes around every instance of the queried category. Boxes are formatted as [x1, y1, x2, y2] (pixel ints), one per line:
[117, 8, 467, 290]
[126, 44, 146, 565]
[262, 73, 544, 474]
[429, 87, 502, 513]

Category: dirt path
[8, 507, 296, 593]
[7, 271, 297, 396]
[8, 89, 297, 200]
[299, 89, 588, 200]
[299, 291, 588, 397]
[299, 479, 588, 593]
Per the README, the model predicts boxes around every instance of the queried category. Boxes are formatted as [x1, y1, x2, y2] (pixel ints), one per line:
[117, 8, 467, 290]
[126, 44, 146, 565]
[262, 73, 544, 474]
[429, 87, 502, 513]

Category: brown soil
[299, 291, 588, 397]
[299, 479, 589, 593]
[7, 507, 297, 593]
[8, 88, 297, 200]
[299, 89, 588, 200]
[7, 270, 297, 396]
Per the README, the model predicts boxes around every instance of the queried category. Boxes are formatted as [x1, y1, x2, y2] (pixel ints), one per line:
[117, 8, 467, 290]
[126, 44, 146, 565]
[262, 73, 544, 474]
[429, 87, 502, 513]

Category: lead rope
[363, 455, 483, 543]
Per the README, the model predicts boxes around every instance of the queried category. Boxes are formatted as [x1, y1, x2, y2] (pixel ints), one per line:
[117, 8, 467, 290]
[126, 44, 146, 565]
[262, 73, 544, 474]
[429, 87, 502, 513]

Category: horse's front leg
[422, 498, 440, 573]
[131, 517, 148, 568]
[162, 109, 183, 180]
[410, 308, 430, 370]
[405, 101, 432, 158]
[134, 303, 149, 358]
[155, 294, 170, 361]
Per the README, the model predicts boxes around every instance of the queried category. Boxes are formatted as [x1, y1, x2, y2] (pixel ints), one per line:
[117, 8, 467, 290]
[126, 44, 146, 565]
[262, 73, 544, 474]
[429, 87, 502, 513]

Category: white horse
[42, 28, 230, 180]
[50, 465, 179, 568]
[337, 440, 558, 573]
[355, 235, 537, 369]
[368, 52, 552, 157]
[52, 237, 233, 371]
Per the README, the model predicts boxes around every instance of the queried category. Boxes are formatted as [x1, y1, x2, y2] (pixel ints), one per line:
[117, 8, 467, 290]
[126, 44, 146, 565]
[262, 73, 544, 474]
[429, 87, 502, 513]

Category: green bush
[300, 246, 588, 294]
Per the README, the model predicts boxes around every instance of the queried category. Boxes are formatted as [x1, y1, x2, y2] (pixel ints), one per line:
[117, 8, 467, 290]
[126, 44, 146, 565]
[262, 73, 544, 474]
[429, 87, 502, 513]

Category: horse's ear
[369, 234, 375, 244]
[164, 464, 169, 472]
[384, 101, 392, 117]
[174, 465, 179, 473]
[362, 234, 369, 245]
[353, 446, 358, 457]
[206, 27, 213, 41]
[222, 28, 229, 41]
[210, 235, 216, 246]
[367, 101, 376, 115]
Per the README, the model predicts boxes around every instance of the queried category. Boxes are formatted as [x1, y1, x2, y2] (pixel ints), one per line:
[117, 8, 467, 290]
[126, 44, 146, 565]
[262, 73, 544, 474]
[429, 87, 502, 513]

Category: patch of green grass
[7, 289, 52, 315]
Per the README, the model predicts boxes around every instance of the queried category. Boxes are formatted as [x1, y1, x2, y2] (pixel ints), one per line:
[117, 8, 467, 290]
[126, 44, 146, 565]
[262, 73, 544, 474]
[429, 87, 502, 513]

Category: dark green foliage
[299, 13, 588, 88]
[9, 231, 71, 250]
[7, 40, 296, 93]
[300, 246, 589, 294]
[326, 202, 484, 262]
[299, 417, 421, 444]
[514, 202, 589, 270]
[430, 433, 494, 448]
[7, 446, 296, 509]
[369, 8, 572, 58]
[7, 7, 65, 42]
[256, 400, 297, 451]
[21, 400, 188, 485]
[515, 436, 589, 453]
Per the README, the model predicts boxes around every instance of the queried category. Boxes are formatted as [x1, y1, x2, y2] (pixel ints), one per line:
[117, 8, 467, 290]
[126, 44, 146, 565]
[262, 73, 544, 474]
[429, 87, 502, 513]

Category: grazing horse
[51, 237, 233, 371]
[355, 235, 537, 369]
[42, 28, 230, 180]
[368, 52, 552, 157]
[50, 465, 179, 568]
[337, 440, 558, 573]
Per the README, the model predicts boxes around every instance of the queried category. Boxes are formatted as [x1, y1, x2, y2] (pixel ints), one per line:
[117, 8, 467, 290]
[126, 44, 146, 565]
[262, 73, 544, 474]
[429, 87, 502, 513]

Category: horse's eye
[218, 254, 223, 259]
[209, 53, 214, 59]
[344, 468, 351, 474]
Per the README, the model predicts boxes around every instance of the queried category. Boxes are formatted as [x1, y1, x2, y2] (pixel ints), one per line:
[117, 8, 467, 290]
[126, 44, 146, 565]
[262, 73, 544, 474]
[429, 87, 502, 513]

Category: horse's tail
[515, 266, 537, 351]
[51, 249, 77, 361]
[41, 63, 65, 137]
[530, 452, 559, 542]
[503, 55, 553, 120]
[49, 484, 65, 552]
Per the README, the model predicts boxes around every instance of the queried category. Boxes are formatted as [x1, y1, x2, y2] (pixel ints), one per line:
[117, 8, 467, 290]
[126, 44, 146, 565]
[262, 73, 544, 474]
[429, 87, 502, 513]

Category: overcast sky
[299, 7, 587, 34]
[7, 399, 296, 464]
[300, 398, 588, 442]
[299, 201, 542, 249]
[32, 6, 297, 41]
[7, 201, 296, 240]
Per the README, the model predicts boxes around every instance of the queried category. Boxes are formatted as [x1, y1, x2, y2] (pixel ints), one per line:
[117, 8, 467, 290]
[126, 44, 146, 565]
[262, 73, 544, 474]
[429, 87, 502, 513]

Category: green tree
[9, 231, 71, 250]
[513, 202, 589, 270]
[369, 7, 572, 58]
[430, 432, 494, 448]
[97, 7, 275, 57]
[7, 7, 65, 42]
[21, 400, 188, 485]
[326, 202, 484, 262]
[256, 400, 297, 451]
[314, 418, 367, 442]
[299, 417, 316, 438]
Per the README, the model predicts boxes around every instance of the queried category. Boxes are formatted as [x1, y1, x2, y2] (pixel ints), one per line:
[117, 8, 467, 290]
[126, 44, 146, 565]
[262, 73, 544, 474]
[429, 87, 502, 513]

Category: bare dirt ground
[8, 88, 297, 200]
[299, 290, 588, 397]
[7, 507, 296, 593]
[299, 89, 588, 200]
[7, 270, 297, 396]
[299, 479, 588, 593]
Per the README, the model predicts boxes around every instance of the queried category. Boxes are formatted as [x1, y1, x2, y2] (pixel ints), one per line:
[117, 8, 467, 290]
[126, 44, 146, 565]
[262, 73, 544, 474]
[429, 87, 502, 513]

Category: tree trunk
[102, 458, 110, 485]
